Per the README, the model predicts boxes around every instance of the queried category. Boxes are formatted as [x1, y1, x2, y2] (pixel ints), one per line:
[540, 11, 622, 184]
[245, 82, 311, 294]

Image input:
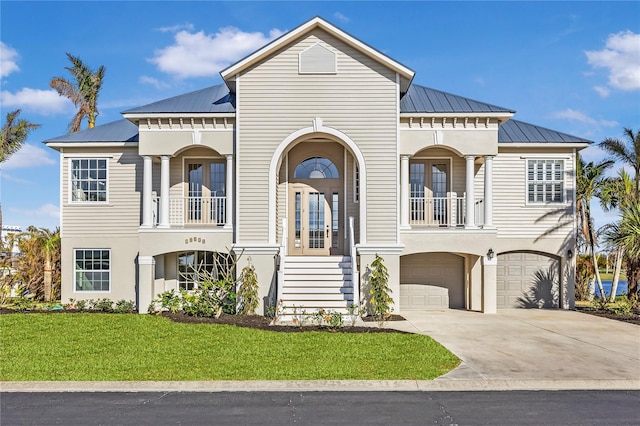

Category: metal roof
[499, 119, 592, 144]
[122, 84, 235, 114]
[44, 119, 139, 143]
[401, 84, 515, 114]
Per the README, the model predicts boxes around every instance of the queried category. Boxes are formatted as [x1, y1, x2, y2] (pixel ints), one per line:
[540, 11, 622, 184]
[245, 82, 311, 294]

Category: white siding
[61, 147, 141, 236]
[494, 147, 575, 238]
[237, 29, 398, 244]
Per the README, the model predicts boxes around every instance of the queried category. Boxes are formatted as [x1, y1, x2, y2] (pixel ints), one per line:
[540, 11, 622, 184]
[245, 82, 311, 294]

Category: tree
[0, 110, 41, 230]
[599, 170, 636, 301]
[15, 227, 61, 302]
[614, 202, 640, 303]
[50, 53, 106, 132]
[576, 155, 613, 299]
[368, 254, 393, 325]
[599, 128, 640, 199]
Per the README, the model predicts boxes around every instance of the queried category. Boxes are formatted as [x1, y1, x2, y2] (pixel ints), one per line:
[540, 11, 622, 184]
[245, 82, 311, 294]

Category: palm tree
[50, 53, 106, 132]
[599, 170, 636, 301]
[0, 109, 41, 230]
[614, 202, 640, 302]
[576, 155, 613, 299]
[24, 227, 61, 302]
[599, 128, 640, 199]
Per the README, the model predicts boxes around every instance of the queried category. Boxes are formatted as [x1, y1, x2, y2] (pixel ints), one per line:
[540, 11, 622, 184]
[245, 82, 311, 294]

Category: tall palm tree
[599, 128, 640, 199]
[0, 109, 41, 230]
[50, 53, 106, 132]
[26, 227, 61, 302]
[614, 202, 640, 302]
[576, 155, 613, 299]
[598, 170, 635, 301]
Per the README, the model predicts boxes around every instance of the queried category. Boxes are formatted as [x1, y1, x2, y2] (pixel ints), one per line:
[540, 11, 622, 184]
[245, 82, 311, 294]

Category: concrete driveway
[393, 309, 640, 382]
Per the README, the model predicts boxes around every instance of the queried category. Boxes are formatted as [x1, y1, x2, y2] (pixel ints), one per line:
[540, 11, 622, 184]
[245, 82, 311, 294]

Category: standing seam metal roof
[498, 119, 592, 143]
[400, 84, 515, 113]
[122, 84, 235, 114]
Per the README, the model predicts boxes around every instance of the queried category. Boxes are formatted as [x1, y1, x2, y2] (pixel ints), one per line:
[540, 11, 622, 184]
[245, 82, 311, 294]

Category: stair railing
[348, 216, 359, 307]
[276, 217, 287, 306]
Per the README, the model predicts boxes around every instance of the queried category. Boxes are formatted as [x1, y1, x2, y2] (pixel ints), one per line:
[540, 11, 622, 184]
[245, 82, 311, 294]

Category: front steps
[279, 255, 356, 315]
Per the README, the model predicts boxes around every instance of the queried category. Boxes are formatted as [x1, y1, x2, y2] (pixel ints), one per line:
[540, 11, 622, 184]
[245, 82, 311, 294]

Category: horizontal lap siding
[494, 148, 575, 238]
[62, 147, 142, 236]
[238, 30, 398, 243]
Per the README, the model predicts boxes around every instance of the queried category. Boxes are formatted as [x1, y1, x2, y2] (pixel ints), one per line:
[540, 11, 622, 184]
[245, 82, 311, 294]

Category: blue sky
[1, 1, 639, 234]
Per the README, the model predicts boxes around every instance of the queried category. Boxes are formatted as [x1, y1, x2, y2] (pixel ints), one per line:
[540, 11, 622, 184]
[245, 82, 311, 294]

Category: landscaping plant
[368, 254, 393, 326]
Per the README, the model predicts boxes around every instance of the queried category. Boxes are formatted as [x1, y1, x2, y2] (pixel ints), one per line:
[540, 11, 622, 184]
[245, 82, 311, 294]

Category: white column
[482, 254, 497, 314]
[483, 155, 494, 228]
[400, 155, 410, 228]
[158, 155, 170, 228]
[137, 255, 155, 313]
[225, 154, 233, 229]
[465, 155, 477, 228]
[142, 156, 153, 227]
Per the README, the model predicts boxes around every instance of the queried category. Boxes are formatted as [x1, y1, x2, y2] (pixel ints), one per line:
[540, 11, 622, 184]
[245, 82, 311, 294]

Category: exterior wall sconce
[568, 249, 573, 259]
[487, 248, 494, 260]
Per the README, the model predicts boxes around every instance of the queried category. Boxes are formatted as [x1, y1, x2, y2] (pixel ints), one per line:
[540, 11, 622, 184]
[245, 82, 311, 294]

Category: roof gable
[220, 16, 415, 93]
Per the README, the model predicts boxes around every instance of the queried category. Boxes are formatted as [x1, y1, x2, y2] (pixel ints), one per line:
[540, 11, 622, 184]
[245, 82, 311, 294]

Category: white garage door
[400, 253, 465, 309]
[497, 252, 559, 309]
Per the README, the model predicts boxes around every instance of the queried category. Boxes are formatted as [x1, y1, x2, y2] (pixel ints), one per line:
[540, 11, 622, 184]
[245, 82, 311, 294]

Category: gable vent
[299, 43, 336, 74]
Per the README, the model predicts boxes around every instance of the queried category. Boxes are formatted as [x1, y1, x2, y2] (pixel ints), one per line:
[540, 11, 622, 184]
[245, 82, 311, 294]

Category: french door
[185, 160, 225, 225]
[288, 183, 341, 255]
[410, 160, 450, 225]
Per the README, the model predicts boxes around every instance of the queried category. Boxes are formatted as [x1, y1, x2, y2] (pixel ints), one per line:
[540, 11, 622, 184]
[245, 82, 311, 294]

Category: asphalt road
[2, 391, 639, 425]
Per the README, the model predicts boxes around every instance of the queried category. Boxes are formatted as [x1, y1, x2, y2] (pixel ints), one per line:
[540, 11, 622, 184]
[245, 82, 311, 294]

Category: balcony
[152, 196, 227, 227]
[409, 195, 484, 228]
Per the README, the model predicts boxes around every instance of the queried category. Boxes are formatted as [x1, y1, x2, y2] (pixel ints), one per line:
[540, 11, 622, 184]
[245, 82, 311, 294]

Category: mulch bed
[574, 306, 640, 325]
[160, 311, 409, 333]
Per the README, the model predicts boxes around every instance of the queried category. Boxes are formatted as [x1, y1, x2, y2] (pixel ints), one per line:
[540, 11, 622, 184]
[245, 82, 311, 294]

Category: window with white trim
[527, 159, 565, 203]
[177, 251, 231, 291]
[74, 249, 110, 292]
[70, 158, 107, 202]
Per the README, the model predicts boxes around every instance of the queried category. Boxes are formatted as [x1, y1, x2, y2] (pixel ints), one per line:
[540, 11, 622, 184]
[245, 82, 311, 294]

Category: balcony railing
[153, 196, 227, 226]
[409, 195, 484, 227]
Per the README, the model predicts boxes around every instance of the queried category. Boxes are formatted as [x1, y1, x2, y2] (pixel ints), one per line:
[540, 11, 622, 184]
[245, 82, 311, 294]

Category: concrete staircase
[279, 255, 355, 315]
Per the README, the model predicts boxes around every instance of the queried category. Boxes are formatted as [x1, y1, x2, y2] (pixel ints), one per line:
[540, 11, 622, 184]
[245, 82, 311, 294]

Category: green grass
[0, 314, 459, 381]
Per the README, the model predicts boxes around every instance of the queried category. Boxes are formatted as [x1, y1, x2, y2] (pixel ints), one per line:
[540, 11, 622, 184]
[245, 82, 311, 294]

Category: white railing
[276, 217, 287, 306]
[348, 216, 359, 307]
[153, 196, 227, 226]
[409, 194, 484, 227]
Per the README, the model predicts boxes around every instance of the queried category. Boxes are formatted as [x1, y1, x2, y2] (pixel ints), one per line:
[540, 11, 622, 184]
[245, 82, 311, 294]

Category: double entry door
[288, 183, 341, 256]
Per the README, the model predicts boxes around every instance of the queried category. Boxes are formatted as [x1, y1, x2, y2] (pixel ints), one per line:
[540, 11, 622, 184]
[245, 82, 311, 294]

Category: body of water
[595, 280, 628, 297]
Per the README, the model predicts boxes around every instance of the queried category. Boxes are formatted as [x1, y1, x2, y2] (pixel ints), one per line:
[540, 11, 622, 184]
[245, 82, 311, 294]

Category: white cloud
[334, 12, 350, 23]
[9, 203, 60, 219]
[1, 172, 32, 185]
[156, 22, 195, 33]
[139, 75, 170, 89]
[0, 42, 20, 77]
[1, 87, 71, 115]
[2, 143, 56, 170]
[550, 108, 618, 128]
[149, 26, 284, 79]
[594, 86, 610, 97]
[585, 30, 640, 92]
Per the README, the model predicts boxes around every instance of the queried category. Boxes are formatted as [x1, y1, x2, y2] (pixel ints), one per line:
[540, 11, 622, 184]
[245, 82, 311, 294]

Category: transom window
[527, 159, 565, 203]
[74, 249, 110, 292]
[70, 158, 107, 202]
[294, 157, 339, 179]
[177, 251, 231, 291]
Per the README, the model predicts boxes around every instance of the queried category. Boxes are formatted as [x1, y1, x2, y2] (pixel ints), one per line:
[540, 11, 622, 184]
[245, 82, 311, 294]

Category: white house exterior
[45, 17, 589, 315]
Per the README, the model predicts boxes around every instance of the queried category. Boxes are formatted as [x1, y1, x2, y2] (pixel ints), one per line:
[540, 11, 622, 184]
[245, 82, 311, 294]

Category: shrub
[93, 298, 114, 313]
[368, 254, 393, 326]
[237, 260, 259, 315]
[114, 300, 136, 313]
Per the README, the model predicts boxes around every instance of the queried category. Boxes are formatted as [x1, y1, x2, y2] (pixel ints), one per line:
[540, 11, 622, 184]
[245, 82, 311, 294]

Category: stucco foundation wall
[61, 236, 139, 303]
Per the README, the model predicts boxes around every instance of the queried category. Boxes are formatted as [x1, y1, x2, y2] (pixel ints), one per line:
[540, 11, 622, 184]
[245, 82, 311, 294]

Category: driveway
[393, 309, 640, 382]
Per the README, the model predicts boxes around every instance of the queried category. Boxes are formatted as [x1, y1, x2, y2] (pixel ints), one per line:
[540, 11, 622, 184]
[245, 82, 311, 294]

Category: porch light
[568, 249, 573, 259]
[487, 248, 494, 260]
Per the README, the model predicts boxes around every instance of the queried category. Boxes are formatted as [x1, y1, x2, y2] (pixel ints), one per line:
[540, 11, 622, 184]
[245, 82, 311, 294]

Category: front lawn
[0, 313, 459, 381]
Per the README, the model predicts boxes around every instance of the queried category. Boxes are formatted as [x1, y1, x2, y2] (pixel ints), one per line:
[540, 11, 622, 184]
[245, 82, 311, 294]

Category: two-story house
[45, 17, 590, 315]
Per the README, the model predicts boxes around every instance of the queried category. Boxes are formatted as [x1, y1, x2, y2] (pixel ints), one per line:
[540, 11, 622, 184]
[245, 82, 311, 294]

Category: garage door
[400, 253, 465, 309]
[497, 252, 559, 309]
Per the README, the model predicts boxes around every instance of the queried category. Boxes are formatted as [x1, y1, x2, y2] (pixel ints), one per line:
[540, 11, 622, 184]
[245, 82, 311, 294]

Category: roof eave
[122, 112, 236, 120]
[498, 142, 591, 149]
[401, 112, 515, 119]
